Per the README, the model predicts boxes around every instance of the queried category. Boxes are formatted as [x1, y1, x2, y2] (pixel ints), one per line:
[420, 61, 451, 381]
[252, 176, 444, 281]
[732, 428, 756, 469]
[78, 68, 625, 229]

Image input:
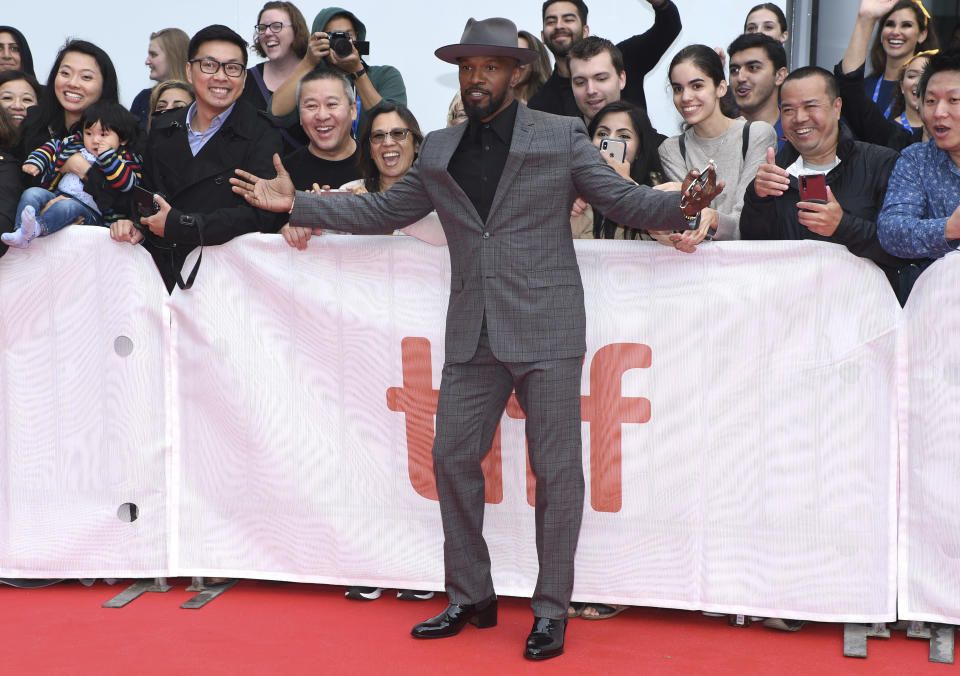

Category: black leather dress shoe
[524, 616, 566, 660]
[410, 595, 498, 638]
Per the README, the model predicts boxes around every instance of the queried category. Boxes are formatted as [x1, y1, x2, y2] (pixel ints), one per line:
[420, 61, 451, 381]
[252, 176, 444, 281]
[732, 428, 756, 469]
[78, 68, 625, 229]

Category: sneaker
[1, 230, 27, 248]
[763, 618, 806, 632]
[345, 586, 382, 601]
[19, 205, 39, 242]
[397, 589, 434, 601]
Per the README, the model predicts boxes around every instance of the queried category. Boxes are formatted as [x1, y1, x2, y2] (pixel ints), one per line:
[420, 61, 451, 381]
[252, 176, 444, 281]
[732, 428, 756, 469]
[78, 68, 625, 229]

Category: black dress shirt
[447, 100, 519, 224]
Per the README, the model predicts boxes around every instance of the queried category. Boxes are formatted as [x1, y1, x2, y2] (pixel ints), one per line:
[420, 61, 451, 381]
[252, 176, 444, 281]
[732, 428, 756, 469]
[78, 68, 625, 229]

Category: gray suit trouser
[432, 321, 585, 620]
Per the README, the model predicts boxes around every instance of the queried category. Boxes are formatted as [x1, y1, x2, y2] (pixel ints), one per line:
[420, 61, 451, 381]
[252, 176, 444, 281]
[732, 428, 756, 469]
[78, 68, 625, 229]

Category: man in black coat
[110, 25, 283, 292]
[741, 66, 916, 303]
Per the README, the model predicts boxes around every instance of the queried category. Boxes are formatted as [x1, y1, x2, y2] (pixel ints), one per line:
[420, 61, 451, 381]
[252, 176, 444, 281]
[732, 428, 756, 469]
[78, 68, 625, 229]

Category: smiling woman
[0, 69, 40, 130]
[19, 40, 118, 158]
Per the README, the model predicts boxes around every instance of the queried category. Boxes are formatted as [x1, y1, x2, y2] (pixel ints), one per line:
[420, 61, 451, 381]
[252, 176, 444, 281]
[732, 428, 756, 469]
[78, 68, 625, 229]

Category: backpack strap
[741, 121, 752, 159]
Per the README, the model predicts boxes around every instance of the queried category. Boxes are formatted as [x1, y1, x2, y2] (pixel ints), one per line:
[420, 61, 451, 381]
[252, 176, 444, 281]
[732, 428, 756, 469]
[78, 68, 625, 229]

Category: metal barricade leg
[102, 578, 172, 608]
[181, 577, 238, 609]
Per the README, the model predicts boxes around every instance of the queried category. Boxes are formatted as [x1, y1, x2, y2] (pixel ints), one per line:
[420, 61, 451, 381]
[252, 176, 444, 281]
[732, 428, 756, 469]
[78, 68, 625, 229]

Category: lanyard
[352, 92, 362, 138]
[872, 78, 894, 118]
[899, 112, 913, 132]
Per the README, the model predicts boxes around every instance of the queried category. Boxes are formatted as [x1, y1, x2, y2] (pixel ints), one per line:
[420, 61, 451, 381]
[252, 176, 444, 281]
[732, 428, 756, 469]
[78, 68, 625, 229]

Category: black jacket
[139, 100, 284, 292]
[835, 61, 922, 152]
[741, 124, 915, 300]
[0, 149, 23, 258]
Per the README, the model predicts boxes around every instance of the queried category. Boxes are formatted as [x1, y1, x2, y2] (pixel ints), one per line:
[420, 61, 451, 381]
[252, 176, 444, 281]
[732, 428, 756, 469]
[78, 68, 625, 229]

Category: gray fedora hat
[435, 17, 538, 65]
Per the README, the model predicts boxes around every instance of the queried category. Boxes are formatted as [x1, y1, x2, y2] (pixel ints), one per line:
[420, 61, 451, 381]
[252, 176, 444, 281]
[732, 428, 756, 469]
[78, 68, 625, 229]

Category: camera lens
[331, 35, 353, 58]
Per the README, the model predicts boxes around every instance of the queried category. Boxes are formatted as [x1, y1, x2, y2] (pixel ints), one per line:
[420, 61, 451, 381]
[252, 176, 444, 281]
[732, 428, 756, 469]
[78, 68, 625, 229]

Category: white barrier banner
[168, 235, 899, 622]
[0, 228, 168, 578]
[898, 255, 960, 624]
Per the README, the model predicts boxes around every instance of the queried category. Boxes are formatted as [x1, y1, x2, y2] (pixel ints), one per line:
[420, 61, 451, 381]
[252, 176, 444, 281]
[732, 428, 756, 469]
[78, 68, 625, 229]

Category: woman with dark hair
[571, 100, 665, 240]
[657, 45, 775, 252]
[19, 39, 119, 155]
[146, 79, 194, 132]
[516, 30, 551, 104]
[847, 0, 939, 118]
[0, 26, 36, 78]
[0, 69, 41, 128]
[129, 28, 190, 128]
[743, 3, 789, 43]
[0, 107, 23, 257]
[350, 101, 424, 194]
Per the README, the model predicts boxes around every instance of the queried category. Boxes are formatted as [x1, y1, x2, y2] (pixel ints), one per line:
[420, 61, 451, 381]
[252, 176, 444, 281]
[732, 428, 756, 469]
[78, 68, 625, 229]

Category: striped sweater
[25, 133, 142, 222]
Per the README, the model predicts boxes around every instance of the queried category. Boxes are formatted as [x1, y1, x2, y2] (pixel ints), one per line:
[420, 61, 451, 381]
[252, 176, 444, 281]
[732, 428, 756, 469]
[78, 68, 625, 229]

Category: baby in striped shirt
[2, 101, 141, 248]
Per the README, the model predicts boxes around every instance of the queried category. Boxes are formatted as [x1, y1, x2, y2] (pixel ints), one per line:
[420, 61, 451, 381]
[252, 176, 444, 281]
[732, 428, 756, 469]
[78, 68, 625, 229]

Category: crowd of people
[2, 0, 960, 661]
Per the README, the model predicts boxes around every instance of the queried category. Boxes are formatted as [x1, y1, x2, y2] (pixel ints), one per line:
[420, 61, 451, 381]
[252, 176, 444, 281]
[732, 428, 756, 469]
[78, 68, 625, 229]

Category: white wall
[6, 0, 778, 136]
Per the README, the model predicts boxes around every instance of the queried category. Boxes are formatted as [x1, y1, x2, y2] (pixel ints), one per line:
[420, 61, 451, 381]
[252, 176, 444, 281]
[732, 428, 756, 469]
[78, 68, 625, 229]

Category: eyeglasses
[255, 22, 289, 34]
[370, 128, 412, 144]
[189, 58, 245, 78]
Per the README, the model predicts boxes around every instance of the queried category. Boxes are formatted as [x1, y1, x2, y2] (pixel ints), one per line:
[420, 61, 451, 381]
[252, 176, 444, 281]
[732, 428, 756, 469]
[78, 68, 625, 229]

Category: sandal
[581, 603, 630, 620]
[568, 601, 586, 618]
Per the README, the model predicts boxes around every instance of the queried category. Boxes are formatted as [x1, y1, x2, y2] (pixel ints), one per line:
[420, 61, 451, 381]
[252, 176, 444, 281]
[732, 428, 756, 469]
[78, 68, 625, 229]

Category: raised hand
[754, 146, 790, 198]
[859, 0, 899, 20]
[231, 154, 295, 213]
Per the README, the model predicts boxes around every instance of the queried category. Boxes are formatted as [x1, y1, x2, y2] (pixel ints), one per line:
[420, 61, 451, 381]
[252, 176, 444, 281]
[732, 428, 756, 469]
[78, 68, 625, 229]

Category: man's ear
[583, 24, 590, 38]
[774, 67, 787, 87]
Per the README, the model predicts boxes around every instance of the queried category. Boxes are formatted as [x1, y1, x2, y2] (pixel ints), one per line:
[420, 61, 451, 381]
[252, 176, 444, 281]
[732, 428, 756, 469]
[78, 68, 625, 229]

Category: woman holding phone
[657, 45, 775, 252]
[570, 101, 666, 240]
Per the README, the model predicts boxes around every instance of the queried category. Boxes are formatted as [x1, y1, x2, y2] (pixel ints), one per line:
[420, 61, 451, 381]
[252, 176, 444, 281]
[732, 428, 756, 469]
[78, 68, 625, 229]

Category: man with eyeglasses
[109, 24, 284, 293]
[267, 7, 406, 139]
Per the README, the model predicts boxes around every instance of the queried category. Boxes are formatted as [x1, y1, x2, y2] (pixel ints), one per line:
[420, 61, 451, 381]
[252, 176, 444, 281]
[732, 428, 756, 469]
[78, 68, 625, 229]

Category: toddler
[2, 101, 141, 248]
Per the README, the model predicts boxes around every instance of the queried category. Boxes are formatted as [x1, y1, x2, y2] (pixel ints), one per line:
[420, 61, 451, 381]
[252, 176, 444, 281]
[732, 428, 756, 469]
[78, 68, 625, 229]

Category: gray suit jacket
[290, 104, 689, 364]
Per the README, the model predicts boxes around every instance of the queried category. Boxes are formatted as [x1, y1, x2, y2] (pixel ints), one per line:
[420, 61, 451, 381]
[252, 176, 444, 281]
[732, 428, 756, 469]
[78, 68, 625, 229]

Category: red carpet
[0, 580, 949, 674]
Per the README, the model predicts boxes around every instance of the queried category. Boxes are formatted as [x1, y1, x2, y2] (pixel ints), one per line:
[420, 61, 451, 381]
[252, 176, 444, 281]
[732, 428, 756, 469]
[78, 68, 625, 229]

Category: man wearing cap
[233, 17, 721, 661]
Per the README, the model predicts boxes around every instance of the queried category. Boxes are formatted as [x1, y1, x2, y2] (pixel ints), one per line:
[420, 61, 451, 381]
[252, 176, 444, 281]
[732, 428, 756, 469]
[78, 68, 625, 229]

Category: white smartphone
[599, 138, 627, 163]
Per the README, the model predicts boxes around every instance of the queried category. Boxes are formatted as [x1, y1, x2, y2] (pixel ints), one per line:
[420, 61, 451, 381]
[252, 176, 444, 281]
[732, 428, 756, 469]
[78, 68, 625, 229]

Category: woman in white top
[658, 44, 776, 253]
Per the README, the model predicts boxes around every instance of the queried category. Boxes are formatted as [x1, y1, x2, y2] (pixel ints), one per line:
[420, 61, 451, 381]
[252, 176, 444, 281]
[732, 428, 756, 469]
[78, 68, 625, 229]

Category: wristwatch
[349, 61, 369, 81]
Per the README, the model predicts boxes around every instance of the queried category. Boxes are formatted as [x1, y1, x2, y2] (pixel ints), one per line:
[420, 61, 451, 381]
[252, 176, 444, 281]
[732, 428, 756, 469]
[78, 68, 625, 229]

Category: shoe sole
[524, 649, 564, 660]
[345, 588, 382, 601]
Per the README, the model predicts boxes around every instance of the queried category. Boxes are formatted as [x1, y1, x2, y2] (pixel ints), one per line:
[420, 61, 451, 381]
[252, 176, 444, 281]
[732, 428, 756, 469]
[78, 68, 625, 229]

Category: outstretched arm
[842, 0, 898, 73]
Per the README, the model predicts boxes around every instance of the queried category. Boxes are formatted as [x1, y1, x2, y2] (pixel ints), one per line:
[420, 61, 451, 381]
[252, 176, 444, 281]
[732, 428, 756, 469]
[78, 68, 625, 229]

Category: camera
[327, 31, 369, 57]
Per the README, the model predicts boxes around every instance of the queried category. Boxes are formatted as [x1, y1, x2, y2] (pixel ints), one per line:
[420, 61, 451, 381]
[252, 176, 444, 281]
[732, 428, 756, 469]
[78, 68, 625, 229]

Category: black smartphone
[131, 186, 159, 218]
[798, 173, 828, 204]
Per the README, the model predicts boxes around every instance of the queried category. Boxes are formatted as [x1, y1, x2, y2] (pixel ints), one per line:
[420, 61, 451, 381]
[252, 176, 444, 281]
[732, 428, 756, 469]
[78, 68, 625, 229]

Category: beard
[462, 86, 509, 122]
[544, 29, 582, 59]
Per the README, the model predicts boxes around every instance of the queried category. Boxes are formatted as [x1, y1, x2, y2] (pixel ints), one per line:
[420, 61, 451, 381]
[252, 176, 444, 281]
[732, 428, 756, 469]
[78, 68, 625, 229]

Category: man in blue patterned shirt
[879, 49, 960, 261]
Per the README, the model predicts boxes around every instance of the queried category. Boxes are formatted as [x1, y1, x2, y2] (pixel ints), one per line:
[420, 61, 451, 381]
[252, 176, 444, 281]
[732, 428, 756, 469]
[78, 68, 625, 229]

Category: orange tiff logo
[386, 338, 651, 513]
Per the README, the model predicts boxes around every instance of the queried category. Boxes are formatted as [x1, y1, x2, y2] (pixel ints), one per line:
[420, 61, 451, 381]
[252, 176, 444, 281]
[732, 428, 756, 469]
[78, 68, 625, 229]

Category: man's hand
[798, 186, 843, 237]
[61, 152, 91, 177]
[327, 38, 362, 75]
[281, 224, 312, 250]
[680, 165, 725, 216]
[754, 147, 790, 198]
[859, 0, 899, 20]
[669, 207, 719, 254]
[110, 219, 144, 245]
[141, 193, 171, 237]
[231, 154, 295, 213]
[21, 163, 39, 176]
[304, 32, 331, 66]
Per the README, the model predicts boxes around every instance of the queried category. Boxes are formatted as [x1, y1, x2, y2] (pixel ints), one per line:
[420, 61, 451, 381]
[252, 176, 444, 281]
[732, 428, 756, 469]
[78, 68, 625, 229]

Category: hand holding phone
[798, 173, 828, 205]
[131, 186, 159, 219]
[599, 138, 627, 163]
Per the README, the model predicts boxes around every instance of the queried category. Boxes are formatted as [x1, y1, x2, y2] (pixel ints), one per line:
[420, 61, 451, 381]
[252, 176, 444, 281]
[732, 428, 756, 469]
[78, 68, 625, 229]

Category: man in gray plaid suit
[233, 16, 722, 661]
